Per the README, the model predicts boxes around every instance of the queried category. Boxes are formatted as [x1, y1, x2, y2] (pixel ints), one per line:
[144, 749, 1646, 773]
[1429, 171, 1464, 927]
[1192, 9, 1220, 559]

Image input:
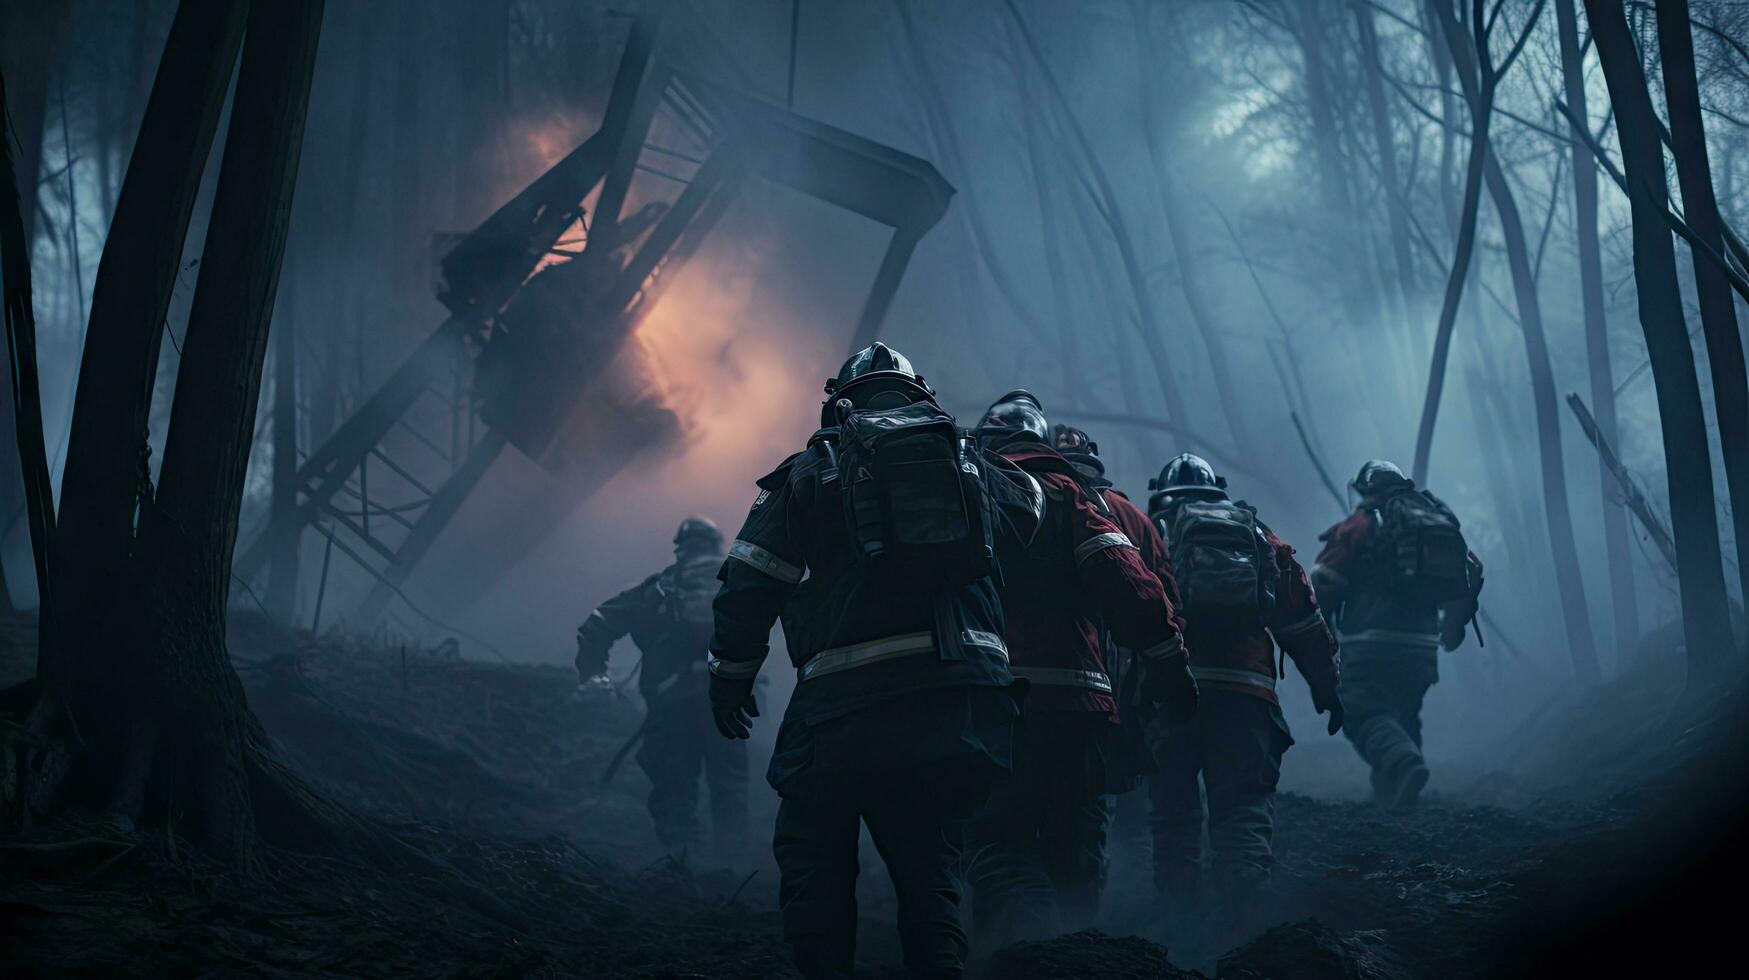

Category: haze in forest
[6, 0, 1748, 798]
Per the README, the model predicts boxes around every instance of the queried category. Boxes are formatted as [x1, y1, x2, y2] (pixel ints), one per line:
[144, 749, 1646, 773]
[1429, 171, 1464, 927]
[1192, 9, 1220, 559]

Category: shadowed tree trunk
[0, 1, 72, 614]
[0, 1, 72, 249]
[1656, 0, 1749, 617]
[1413, 0, 1495, 485]
[129, 0, 329, 864]
[1586, 0, 1737, 679]
[1556, 0, 1638, 665]
[17, 0, 347, 868]
[2, 70, 58, 622]
[44, 0, 248, 694]
[1483, 155, 1601, 682]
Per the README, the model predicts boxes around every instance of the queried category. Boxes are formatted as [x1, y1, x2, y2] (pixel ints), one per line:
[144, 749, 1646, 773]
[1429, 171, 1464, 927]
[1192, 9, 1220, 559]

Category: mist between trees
[4, 0, 1747, 816]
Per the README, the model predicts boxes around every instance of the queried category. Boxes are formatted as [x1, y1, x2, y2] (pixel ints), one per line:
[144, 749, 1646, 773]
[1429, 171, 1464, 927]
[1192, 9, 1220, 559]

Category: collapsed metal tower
[235, 15, 954, 628]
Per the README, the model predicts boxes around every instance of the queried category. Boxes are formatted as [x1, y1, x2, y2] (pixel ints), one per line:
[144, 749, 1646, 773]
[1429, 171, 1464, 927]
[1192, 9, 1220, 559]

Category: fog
[8, 0, 1748, 799]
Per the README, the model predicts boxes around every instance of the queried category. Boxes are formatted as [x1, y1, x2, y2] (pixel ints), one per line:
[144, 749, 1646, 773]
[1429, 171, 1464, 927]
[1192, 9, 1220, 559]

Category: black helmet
[1051, 424, 1098, 456]
[822, 342, 935, 425]
[976, 389, 1049, 450]
[1351, 458, 1410, 500]
[1149, 453, 1227, 497]
[673, 515, 724, 553]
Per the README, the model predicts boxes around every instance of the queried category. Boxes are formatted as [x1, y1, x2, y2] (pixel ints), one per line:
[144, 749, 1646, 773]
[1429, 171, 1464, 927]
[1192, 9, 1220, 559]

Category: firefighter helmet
[821, 342, 935, 426]
[1150, 453, 1228, 497]
[673, 516, 724, 553]
[1351, 458, 1411, 499]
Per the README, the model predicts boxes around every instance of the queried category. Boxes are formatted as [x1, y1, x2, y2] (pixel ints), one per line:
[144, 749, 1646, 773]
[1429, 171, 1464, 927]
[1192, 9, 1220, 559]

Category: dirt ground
[1, 614, 1743, 977]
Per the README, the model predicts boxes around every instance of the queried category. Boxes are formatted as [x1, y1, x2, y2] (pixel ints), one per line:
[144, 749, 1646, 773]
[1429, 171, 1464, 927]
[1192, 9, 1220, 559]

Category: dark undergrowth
[1, 613, 1744, 977]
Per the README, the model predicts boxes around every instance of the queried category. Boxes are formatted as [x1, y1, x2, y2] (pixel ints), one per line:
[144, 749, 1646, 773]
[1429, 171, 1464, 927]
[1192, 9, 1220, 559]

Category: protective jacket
[1152, 500, 1339, 706]
[576, 549, 723, 702]
[995, 443, 1187, 719]
[1312, 493, 1481, 656]
[710, 427, 1045, 790]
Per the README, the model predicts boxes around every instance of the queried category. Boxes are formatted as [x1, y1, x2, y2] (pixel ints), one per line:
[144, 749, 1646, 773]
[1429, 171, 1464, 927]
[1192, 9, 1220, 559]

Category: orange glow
[574, 238, 835, 536]
[631, 249, 830, 472]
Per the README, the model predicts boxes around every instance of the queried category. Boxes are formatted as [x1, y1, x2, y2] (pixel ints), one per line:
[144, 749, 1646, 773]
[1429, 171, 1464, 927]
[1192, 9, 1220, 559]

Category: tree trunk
[45, 0, 248, 693]
[1352, 0, 1415, 306]
[1413, 2, 1492, 484]
[1483, 155, 1601, 682]
[1585, 0, 1737, 677]
[0, 0, 71, 248]
[1, 69, 58, 621]
[1656, 0, 1749, 617]
[0, 1, 71, 611]
[132, 0, 327, 864]
[266, 287, 300, 621]
[1556, 0, 1638, 666]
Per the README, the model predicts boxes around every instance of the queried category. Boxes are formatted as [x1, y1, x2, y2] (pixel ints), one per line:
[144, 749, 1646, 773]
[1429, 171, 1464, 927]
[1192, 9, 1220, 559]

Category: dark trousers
[773, 761, 992, 979]
[967, 712, 1115, 943]
[1147, 689, 1292, 893]
[638, 704, 749, 853]
[1338, 648, 1437, 801]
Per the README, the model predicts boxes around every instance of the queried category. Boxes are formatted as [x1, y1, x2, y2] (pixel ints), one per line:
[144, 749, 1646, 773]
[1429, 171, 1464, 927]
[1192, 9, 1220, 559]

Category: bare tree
[45, 0, 249, 693]
[1555, 0, 1639, 665]
[1479, 151, 1600, 681]
[1586, 0, 1737, 678]
[1656, 0, 1749, 614]
[1412, 0, 1535, 484]
[1001, 0, 1201, 452]
[13, 0, 352, 865]
[1351, 0, 1417, 312]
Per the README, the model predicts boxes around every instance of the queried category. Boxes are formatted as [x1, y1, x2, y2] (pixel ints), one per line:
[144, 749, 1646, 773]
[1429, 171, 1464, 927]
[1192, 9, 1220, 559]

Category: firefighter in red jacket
[1312, 460, 1481, 810]
[968, 391, 1198, 943]
[1146, 453, 1342, 905]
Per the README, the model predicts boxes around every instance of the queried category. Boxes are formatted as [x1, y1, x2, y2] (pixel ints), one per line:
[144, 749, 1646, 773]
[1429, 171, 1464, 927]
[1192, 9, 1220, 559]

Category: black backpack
[1158, 499, 1277, 615]
[1371, 490, 1471, 603]
[834, 400, 994, 589]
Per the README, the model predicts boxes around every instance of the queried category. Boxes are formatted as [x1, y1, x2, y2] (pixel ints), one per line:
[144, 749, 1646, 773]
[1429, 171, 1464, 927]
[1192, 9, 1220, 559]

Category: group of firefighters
[573, 343, 1484, 978]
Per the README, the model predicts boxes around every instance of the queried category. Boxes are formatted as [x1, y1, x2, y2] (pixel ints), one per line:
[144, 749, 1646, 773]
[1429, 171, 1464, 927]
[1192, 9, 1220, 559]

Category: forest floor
[0, 613, 1742, 978]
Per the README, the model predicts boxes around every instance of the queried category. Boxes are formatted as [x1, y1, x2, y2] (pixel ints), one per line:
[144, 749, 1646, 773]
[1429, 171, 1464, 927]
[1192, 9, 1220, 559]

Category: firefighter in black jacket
[708, 343, 1045, 979]
[575, 517, 747, 855]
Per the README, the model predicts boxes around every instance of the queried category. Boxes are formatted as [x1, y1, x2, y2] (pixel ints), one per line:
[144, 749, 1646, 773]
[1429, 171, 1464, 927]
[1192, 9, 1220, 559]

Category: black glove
[1145, 656, 1199, 726]
[709, 673, 759, 740]
[1315, 690, 1346, 736]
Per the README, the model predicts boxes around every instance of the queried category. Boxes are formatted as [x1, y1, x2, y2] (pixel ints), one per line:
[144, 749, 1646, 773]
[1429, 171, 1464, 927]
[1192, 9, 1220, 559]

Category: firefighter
[1051, 424, 1184, 878]
[708, 343, 1045, 979]
[1145, 453, 1342, 907]
[575, 517, 748, 856]
[1312, 459, 1481, 811]
[968, 393, 1197, 943]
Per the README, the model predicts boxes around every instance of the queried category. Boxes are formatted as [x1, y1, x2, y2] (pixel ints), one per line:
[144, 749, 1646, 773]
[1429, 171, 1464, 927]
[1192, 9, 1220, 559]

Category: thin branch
[1493, 0, 1548, 80]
